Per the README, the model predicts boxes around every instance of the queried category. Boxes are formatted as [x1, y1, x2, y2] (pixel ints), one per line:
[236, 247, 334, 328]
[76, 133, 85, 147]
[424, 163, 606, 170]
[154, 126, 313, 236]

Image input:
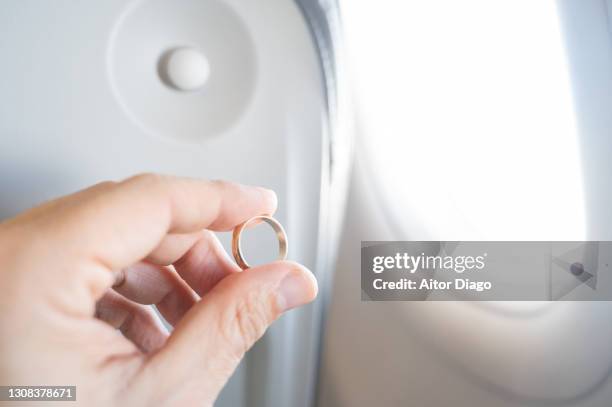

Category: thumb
[143, 261, 318, 404]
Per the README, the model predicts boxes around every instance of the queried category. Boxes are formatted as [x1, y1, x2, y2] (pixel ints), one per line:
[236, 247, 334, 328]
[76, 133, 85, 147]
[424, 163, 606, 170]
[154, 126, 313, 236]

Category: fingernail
[112, 269, 126, 287]
[257, 187, 277, 211]
[277, 268, 318, 311]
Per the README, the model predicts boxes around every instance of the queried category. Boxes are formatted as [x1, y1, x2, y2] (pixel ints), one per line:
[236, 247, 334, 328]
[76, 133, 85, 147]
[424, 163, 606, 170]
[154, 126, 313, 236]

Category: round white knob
[160, 47, 210, 91]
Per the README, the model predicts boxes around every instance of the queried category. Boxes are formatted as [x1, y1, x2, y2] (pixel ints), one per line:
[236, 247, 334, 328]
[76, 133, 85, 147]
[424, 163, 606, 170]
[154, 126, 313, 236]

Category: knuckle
[98, 180, 118, 187]
[123, 173, 175, 203]
[127, 172, 166, 186]
[209, 179, 230, 193]
[89, 180, 118, 192]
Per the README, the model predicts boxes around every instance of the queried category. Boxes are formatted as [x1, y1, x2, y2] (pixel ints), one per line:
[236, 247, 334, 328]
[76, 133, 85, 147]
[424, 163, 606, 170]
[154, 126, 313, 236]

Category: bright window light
[342, 0, 586, 241]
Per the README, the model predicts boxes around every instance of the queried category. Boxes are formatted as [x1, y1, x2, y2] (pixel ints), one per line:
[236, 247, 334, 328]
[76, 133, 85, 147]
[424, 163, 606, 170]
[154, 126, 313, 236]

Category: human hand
[0, 174, 318, 406]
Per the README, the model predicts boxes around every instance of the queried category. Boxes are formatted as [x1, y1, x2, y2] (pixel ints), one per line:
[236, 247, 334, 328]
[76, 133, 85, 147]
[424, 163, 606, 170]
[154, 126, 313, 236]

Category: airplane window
[341, 0, 586, 243]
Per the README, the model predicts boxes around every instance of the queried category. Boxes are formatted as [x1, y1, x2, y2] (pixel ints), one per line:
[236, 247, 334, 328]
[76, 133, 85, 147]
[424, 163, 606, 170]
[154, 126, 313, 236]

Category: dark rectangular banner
[361, 241, 612, 301]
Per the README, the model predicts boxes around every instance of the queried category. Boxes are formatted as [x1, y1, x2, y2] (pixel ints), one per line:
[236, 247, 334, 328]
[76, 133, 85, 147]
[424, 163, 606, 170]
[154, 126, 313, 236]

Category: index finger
[16, 174, 277, 272]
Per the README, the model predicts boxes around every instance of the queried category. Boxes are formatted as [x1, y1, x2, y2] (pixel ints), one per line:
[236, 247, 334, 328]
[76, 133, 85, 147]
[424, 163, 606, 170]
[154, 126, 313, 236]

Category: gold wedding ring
[232, 215, 288, 270]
